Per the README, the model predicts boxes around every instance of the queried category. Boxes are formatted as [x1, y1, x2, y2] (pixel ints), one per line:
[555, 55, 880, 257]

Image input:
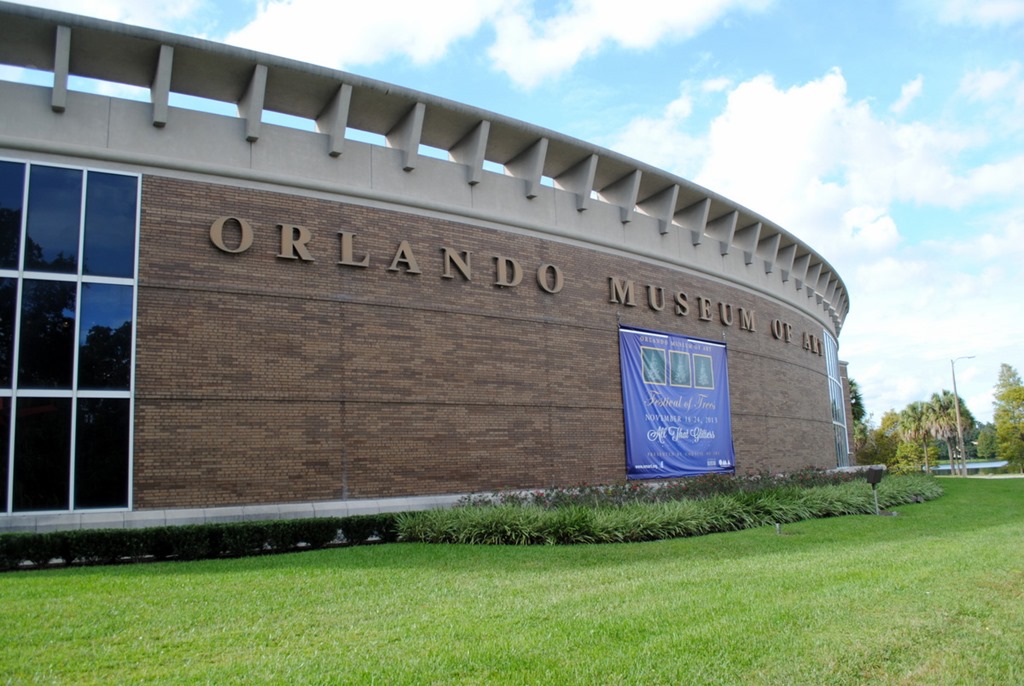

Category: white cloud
[608, 67, 1023, 422]
[959, 63, 1022, 102]
[890, 75, 924, 114]
[966, 211, 1024, 260]
[10, 0, 202, 29]
[702, 77, 733, 93]
[611, 68, 1017, 249]
[957, 63, 1024, 136]
[222, 0, 506, 68]
[934, 0, 1024, 26]
[487, 0, 774, 88]
[606, 90, 706, 173]
[14, 0, 776, 89]
[842, 207, 900, 251]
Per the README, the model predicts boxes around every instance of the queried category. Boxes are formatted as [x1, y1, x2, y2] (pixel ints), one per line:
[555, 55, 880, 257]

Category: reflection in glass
[0, 277, 15, 387]
[25, 166, 81, 273]
[78, 283, 133, 389]
[18, 279, 76, 388]
[0, 161, 24, 269]
[4, 162, 137, 513]
[0, 398, 9, 511]
[75, 398, 129, 509]
[13, 397, 71, 511]
[84, 173, 137, 277]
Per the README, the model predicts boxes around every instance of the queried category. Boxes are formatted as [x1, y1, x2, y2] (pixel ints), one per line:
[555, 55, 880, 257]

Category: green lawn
[1, 478, 1022, 685]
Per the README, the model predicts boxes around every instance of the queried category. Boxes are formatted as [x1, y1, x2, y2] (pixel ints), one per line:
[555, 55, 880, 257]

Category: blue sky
[5, 0, 1023, 424]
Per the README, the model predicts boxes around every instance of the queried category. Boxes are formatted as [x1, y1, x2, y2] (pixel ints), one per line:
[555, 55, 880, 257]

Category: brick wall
[133, 175, 836, 509]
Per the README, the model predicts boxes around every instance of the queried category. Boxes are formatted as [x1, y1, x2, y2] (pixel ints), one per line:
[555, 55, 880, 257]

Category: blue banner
[619, 327, 736, 479]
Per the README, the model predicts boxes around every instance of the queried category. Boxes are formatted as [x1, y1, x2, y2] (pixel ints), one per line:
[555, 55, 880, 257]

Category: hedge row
[459, 467, 866, 509]
[1, 475, 945, 567]
[396, 475, 944, 545]
[0, 514, 399, 571]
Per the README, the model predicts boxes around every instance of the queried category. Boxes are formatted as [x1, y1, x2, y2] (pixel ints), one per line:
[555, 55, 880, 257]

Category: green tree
[899, 400, 933, 472]
[975, 423, 998, 461]
[848, 378, 869, 457]
[848, 378, 866, 425]
[891, 441, 938, 475]
[926, 390, 975, 476]
[856, 410, 900, 467]
[993, 364, 1024, 472]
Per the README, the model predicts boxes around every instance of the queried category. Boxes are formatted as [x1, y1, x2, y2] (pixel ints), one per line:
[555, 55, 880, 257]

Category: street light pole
[951, 356, 974, 477]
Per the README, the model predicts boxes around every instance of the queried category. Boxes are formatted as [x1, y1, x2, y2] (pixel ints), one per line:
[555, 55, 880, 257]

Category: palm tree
[927, 391, 959, 475]
[848, 378, 867, 425]
[899, 401, 932, 472]
[927, 390, 976, 476]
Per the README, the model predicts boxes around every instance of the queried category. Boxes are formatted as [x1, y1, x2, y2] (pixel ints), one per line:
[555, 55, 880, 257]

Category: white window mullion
[126, 173, 142, 512]
[67, 278, 84, 512]
[4, 164, 30, 514]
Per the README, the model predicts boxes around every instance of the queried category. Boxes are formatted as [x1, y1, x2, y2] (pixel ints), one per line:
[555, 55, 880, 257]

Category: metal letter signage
[619, 326, 736, 479]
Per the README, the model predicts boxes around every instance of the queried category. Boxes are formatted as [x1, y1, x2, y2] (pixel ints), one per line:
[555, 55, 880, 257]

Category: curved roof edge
[0, 1, 849, 332]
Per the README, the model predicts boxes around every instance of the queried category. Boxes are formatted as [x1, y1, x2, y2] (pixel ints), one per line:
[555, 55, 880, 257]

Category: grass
[1, 478, 1022, 684]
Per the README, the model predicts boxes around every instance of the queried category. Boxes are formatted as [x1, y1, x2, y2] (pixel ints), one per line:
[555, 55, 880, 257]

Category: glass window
[0, 161, 24, 269]
[13, 397, 72, 512]
[75, 398, 130, 509]
[18, 279, 77, 389]
[84, 172, 137, 278]
[823, 331, 850, 467]
[2, 161, 137, 515]
[0, 277, 15, 387]
[78, 283, 133, 390]
[25, 166, 82, 273]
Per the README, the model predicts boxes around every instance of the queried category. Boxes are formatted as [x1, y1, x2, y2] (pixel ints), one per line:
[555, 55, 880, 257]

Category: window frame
[0, 157, 139, 514]
[822, 330, 850, 468]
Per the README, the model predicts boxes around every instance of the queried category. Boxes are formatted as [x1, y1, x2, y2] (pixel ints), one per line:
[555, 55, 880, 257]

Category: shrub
[265, 518, 340, 550]
[458, 467, 869, 511]
[340, 514, 394, 545]
[219, 522, 269, 557]
[0, 476, 944, 567]
[62, 529, 131, 565]
[400, 475, 944, 545]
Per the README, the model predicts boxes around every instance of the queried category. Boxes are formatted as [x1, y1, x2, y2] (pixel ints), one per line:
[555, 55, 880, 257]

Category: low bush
[339, 514, 399, 544]
[458, 467, 866, 510]
[0, 475, 944, 566]
[0, 515, 392, 571]
[397, 475, 943, 545]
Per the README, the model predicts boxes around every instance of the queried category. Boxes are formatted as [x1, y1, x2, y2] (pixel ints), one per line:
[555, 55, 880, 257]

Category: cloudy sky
[5, 0, 1023, 424]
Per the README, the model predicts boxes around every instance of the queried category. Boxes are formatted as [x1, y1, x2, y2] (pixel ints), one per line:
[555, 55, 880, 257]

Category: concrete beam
[600, 169, 642, 223]
[386, 101, 425, 172]
[150, 45, 173, 128]
[806, 262, 823, 298]
[792, 254, 811, 291]
[675, 198, 711, 246]
[505, 137, 548, 199]
[554, 154, 598, 211]
[706, 211, 738, 256]
[734, 221, 761, 265]
[238, 64, 268, 143]
[757, 231, 781, 273]
[638, 184, 679, 235]
[777, 244, 797, 283]
[449, 120, 490, 186]
[315, 83, 352, 157]
[52, 25, 71, 113]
